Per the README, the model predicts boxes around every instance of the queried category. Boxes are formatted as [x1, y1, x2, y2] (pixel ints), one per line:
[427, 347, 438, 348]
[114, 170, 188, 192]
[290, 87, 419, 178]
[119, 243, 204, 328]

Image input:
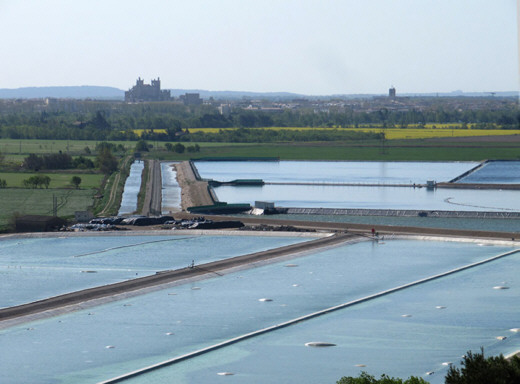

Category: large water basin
[0, 238, 517, 383]
[0, 233, 307, 308]
[255, 213, 520, 233]
[135, 250, 520, 384]
[195, 161, 478, 185]
[212, 184, 520, 212]
[456, 160, 520, 184]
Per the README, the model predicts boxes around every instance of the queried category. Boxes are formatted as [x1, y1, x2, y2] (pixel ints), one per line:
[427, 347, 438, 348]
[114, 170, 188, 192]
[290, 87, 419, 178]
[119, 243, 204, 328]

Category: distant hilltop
[0, 86, 516, 100]
[0, 86, 124, 100]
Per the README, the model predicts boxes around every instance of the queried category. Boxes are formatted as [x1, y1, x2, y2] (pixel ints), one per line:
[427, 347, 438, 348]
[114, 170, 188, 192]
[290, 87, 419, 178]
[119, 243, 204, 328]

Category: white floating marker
[493, 286, 509, 290]
[510, 328, 520, 333]
[442, 362, 452, 366]
[105, 345, 115, 349]
[259, 298, 273, 302]
[305, 341, 336, 347]
[217, 372, 234, 376]
[401, 314, 412, 318]
[165, 332, 174, 336]
[292, 284, 300, 287]
[436, 306, 446, 309]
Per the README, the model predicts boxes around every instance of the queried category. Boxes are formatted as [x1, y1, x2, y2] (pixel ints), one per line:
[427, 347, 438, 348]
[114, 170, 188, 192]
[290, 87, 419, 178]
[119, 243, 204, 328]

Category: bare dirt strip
[174, 161, 214, 209]
[0, 232, 352, 323]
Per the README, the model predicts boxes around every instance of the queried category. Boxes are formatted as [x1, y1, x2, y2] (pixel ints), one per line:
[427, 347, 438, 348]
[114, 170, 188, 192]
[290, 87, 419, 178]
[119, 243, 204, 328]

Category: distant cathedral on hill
[125, 77, 171, 102]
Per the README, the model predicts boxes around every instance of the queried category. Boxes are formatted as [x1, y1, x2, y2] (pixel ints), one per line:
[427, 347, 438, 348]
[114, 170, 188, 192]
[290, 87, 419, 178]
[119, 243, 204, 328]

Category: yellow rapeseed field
[133, 127, 520, 140]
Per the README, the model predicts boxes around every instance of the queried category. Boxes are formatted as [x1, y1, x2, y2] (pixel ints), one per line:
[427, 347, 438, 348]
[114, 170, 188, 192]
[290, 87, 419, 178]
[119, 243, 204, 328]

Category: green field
[0, 172, 103, 188]
[0, 139, 133, 155]
[3, 135, 518, 162]
[0, 138, 251, 157]
[0, 188, 97, 229]
[153, 139, 520, 161]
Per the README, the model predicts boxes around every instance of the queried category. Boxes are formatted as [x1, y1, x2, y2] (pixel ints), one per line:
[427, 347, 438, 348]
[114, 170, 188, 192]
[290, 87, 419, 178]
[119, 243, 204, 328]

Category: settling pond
[194, 161, 520, 212]
[1, 235, 518, 384]
[0, 233, 307, 309]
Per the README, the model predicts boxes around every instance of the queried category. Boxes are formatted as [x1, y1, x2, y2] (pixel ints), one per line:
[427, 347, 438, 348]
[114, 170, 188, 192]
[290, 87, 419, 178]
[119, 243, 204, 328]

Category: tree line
[22, 153, 95, 171]
[0, 99, 518, 142]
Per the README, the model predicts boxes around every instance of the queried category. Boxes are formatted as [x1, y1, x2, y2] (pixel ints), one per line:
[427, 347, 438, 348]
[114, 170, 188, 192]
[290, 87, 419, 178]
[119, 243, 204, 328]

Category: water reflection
[213, 184, 520, 212]
[195, 161, 478, 185]
[118, 161, 144, 215]
[161, 162, 181, 214]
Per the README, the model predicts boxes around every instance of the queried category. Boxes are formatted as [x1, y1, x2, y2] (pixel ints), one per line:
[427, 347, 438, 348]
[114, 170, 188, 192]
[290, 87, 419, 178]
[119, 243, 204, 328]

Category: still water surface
[213, 184, 520, 212]
[195, 160, 478, 184]
[118, 161, 144, 215]
[161, 162, 181, 214]
[0, 234, 305, 308]
[196, 161, 519, 212]
[1, 239, 517, 384]
[456, 160, 520, 184]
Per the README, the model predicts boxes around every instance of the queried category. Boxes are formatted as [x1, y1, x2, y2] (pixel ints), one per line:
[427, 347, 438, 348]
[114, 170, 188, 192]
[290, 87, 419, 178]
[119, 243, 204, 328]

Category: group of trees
[23, 175, 51, 189]
[95, 147, 118, 174]
[164, 142, 200, 153]
[0, 98, 518, 142]
[20, 142, 121, 175]
[22, 153, 94, 171]
[338, 349, 520, 384]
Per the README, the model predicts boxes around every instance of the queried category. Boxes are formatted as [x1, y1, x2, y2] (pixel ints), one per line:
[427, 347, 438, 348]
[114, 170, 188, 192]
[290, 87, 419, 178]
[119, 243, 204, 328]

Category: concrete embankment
[0, 232, 350, 323]
[436, 182, 520, 190]
[448, 160, 487, 183]
[284, 207, 520, 219]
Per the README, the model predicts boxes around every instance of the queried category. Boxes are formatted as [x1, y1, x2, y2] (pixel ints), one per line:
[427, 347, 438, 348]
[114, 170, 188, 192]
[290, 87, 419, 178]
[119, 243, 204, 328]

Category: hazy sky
[0, 0, 517, 94]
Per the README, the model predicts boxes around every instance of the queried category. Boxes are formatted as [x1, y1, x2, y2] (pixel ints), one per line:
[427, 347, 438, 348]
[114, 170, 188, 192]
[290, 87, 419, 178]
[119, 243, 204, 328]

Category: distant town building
[180, 93, 203, 106]
[389, 86, 396, 98]
[218, 104, 232, 116]
[125, 77, 171, 102]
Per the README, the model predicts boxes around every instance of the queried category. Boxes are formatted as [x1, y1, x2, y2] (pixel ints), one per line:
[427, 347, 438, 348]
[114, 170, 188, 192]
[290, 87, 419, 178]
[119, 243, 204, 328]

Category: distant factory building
[125, 77, 171, 102]
[389, 86, 396, 98]
[180, 93, 203, 106]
